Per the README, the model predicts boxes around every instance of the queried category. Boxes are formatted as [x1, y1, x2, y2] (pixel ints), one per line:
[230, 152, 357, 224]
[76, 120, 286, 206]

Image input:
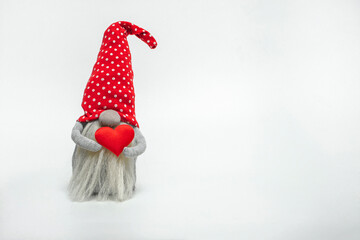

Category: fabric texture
[78, 21, 157, 127]
[122, 127, 146, 158]
[95, 124, 135, 156]
[71, 121, 102, 152]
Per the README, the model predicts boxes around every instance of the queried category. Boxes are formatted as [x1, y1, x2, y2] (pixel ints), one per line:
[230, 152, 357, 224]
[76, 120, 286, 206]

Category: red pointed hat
[78, 21, 157, 127]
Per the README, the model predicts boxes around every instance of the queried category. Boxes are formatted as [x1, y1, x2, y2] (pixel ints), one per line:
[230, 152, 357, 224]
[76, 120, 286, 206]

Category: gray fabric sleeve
[71, 121, 102, 152]
[123, 127, 146, 158]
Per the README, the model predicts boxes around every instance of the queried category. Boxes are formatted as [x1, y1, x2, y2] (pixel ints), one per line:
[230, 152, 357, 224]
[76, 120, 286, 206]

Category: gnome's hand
[71, 122, 102, 152]
[122, 127, 146, 158]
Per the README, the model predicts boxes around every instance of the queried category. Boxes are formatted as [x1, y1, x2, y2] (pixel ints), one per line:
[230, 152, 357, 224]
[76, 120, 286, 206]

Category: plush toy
[68, 21, 157, 201]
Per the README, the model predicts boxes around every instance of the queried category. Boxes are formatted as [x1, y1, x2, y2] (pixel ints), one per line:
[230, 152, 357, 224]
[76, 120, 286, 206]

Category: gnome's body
[69, 111, 146, 201]
[69, 21, 156, 201]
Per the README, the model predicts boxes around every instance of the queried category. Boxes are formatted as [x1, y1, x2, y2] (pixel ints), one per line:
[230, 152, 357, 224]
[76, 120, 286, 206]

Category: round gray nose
[99, 110, 121, 128]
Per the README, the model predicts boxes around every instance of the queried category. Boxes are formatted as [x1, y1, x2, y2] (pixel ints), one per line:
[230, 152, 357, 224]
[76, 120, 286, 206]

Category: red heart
[95, 125, 135, 156]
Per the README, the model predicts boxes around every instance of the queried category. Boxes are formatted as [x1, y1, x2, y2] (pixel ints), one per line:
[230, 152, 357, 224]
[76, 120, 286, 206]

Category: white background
[0, 0, 359, 239]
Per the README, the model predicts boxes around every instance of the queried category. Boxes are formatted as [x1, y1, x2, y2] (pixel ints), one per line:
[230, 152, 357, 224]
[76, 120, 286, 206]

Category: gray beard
[68, 120, 136, 201]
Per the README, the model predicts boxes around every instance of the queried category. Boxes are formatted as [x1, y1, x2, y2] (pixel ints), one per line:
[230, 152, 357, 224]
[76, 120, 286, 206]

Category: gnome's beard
[68, 120, 136, 201]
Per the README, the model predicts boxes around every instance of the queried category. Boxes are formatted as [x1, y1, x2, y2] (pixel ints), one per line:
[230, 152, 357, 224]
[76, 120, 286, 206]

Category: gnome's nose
[99, 110, 121, 128]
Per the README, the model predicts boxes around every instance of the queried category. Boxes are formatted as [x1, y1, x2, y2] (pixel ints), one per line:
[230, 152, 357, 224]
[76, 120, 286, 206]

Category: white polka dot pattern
[78, 21, 157, 127]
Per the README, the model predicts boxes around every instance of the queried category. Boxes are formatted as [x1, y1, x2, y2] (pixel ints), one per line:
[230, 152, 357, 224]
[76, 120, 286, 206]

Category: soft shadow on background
[0, 0, 359, 239]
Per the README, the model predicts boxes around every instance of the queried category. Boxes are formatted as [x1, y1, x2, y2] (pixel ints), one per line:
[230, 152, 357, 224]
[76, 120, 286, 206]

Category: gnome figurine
[68, 21, 157, 201]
